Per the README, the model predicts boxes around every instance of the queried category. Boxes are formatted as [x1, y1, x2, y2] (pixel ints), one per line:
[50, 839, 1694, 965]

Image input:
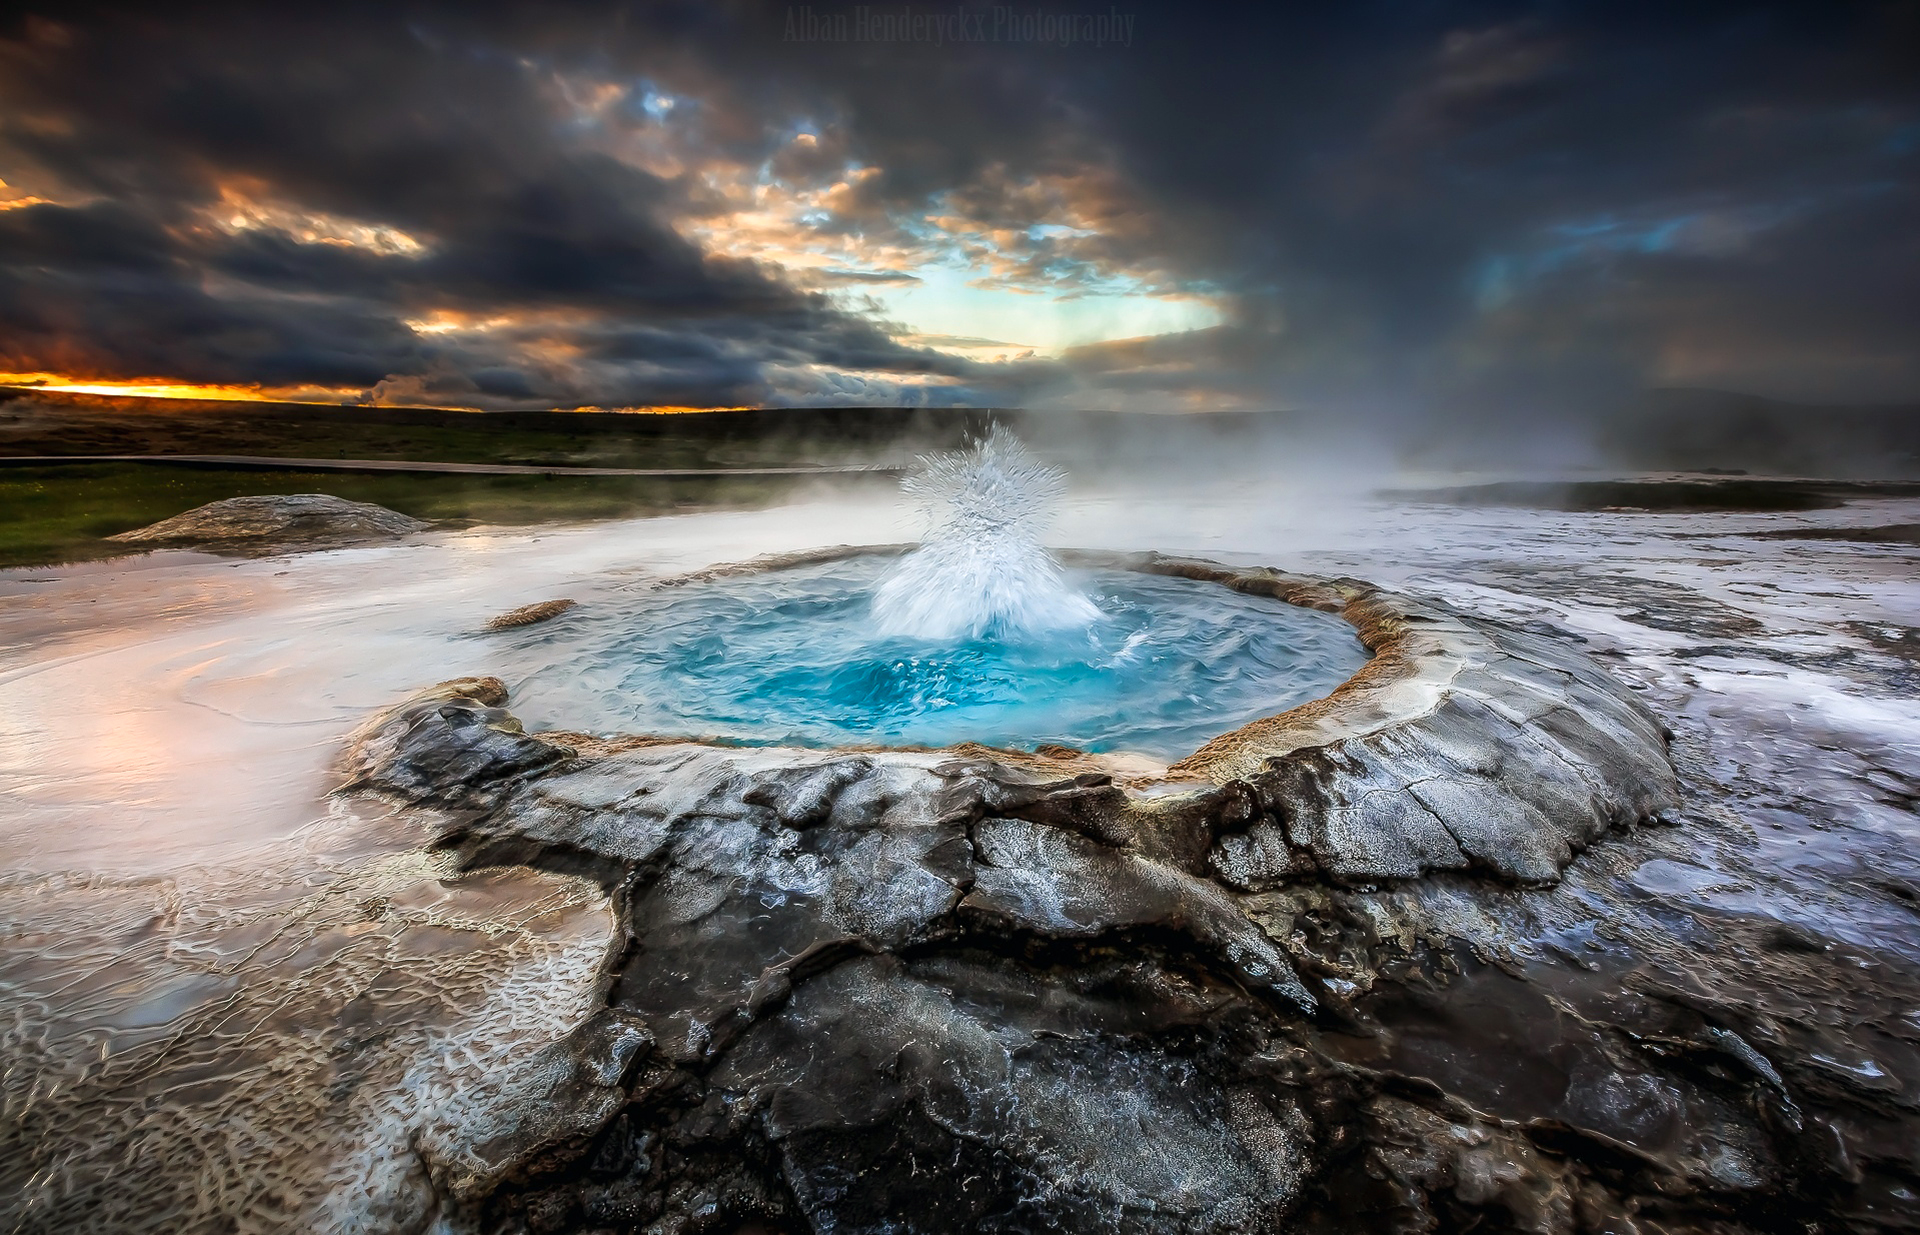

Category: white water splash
[872, 426, 1101, 641]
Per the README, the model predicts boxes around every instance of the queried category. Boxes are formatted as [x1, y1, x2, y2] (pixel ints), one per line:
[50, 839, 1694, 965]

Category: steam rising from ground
[871, 427, 1100, 640]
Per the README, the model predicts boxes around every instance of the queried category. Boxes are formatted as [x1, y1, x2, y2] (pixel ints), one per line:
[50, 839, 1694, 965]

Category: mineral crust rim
[441, 542, 1680, 891]
[599, 542, 1628, 795]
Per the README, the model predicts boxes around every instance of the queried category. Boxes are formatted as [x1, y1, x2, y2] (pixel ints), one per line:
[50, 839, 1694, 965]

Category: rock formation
[107, 492, 427, 552]
[328, 553, 1918, 1235]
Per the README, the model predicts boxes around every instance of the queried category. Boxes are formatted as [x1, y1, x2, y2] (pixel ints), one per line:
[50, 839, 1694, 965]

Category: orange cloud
[194, 182, 427, 256]
[585, 405, 760, 415]
[0, 371, 365, 403]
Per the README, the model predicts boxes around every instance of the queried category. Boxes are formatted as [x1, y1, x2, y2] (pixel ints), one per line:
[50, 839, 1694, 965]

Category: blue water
[499, 559, 1369, 761]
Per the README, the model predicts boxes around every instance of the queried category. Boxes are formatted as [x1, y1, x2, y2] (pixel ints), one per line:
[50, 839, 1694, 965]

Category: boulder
[107, 492, 427, 552]
[485, 598, 579, 630]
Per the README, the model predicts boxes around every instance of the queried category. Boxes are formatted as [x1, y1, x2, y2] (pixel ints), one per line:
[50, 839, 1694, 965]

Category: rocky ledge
[336, 555, 1811, 1234]
[108, 492, 427, 552]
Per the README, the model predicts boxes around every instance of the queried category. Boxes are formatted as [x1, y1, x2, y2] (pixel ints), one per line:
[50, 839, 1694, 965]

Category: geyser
[499, 555, 1369, 758]
[870, 426, 1100, 640]
[312, 548, 1687, 1235]
[495, 430, 1369, 758]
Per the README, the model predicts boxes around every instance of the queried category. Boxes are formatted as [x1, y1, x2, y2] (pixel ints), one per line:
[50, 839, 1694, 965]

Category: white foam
[871, 427, 1100, 641]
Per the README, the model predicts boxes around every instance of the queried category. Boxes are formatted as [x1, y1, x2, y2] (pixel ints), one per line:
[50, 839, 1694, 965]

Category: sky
[0, 1, 1914, 431]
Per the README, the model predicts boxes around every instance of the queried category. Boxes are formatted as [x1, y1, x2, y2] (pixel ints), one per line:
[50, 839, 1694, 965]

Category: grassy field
[0, 461, 840, 569]
[0, 388, 992, 468]
[0, 390, 986, 569]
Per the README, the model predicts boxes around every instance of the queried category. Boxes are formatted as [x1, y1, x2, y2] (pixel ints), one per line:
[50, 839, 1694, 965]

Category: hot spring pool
[494, 557, 1370, 760]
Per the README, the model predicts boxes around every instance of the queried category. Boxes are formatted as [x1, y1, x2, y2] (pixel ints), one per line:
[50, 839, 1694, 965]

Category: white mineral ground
[1, 468, 1916, 1230]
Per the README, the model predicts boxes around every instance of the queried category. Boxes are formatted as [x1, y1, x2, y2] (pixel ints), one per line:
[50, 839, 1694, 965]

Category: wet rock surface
[4, 510, 1917, 1235]
[1128, 556, 1679, 886]
[106, 491, 427, 552]
[313, 558, 1920, 1235]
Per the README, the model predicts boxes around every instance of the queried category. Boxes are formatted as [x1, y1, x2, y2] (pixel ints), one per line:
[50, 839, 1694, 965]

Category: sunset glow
[0, 372, 772, 414]
[0, 373, 366, 404]
[576, 405, 760, 415]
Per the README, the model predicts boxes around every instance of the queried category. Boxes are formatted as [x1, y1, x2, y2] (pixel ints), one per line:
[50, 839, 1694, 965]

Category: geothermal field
[3, 422, 1916, 1233]
[2, 5, 1917, 1234]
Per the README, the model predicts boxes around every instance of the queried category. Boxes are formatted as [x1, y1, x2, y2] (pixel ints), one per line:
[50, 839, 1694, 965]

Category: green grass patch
[0, 462, 833, 569]
[0, 392, 984, 469]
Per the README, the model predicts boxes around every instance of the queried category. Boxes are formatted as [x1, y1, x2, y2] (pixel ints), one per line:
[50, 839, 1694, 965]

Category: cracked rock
[331, 557, 1714, 1233]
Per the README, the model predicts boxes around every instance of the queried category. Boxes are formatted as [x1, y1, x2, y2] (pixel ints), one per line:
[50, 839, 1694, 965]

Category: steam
[871, 426, 1100, 640]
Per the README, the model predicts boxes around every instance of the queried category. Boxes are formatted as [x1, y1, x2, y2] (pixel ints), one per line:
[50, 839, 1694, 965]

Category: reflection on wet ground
[0, 800, 611, 1231]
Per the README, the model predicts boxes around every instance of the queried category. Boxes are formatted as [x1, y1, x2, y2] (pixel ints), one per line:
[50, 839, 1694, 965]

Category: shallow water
[495, 558, 1369, 759]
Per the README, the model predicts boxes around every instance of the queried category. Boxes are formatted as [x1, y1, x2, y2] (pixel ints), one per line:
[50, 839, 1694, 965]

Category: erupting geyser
[495, 430, 1369, 757]
[871, 426, 1101, 640]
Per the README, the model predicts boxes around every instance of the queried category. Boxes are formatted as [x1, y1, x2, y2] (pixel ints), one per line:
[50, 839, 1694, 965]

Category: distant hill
[1603, 388, 1920, 478]
[0, 387, 1306, 471]
[27, 384, 1909, 479]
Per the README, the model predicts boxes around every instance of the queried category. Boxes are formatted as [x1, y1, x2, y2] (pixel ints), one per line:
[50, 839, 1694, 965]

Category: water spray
[871, 426, 1101, 641]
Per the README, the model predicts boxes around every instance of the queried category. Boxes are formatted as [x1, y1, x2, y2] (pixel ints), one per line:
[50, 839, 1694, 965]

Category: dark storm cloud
[0, 1, 1913, 424]
[1077, 1, 1920, 418]
[0, 199, 425, 384]
[0, 4, 995, 406]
